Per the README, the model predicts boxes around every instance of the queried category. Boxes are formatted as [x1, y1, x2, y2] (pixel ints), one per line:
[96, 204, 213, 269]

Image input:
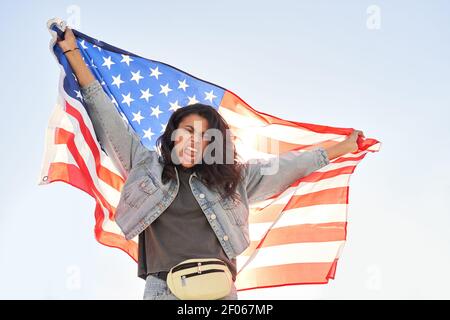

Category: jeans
[143, 274, 239, 300]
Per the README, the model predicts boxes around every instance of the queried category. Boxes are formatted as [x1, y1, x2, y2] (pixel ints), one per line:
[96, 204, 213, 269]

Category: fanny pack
[166, 258, 233, 300]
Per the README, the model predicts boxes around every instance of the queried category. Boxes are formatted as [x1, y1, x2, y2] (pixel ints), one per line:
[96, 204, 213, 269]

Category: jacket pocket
[218, 196, 239, 210]
[123, 175, 158, 209]
[218, 196, 247, 226]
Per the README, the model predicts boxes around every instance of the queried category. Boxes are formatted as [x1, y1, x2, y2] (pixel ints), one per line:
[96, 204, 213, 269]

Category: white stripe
[249, 204, 348, 241]
[279, 204, 348, 225]
[248, 174, 351, 241]
[315, 159, 361, 173]
[52, 144, 77, 164]
[248, 167, 357, 211]
[42, 32, 137, 254]
[294, 173, 351, 196]
[219, 105, 344, 145]
[218, 105, 265, 127]
[100, 206, 124, 235]
[38, 101, 67, 185]
[50, 93, 121, 208]
[59, 110, 122, 207]
[368, 142, 382, 151]
[236, 241, 346, 270]
[98, 205, 138, 245]
[48, 133, 121, 208]
[234, 140, 278, 162]
[59, 82, 123, 177]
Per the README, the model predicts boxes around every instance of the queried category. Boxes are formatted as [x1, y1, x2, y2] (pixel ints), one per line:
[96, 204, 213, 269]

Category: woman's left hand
[344, 129, 365, 153]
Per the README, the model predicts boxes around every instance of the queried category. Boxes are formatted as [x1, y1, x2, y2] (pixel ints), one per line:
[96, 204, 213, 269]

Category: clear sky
[1, 0, 449, 299]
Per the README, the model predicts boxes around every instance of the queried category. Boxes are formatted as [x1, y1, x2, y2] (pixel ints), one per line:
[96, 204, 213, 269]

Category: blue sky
[0, 0, 449, 299]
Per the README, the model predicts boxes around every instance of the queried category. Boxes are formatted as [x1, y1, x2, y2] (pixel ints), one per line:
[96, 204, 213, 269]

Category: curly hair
[155, 103, 245, 200]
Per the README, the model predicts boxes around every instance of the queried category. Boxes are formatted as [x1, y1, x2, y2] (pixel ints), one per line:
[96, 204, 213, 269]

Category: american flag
[39, 20, 381, 292]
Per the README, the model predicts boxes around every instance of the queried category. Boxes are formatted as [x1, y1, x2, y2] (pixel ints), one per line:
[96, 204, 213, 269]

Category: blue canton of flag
[60, 29, 225, 151]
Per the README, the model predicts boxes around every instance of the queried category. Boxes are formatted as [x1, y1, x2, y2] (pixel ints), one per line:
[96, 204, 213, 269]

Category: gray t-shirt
[137, 165, 237, 281]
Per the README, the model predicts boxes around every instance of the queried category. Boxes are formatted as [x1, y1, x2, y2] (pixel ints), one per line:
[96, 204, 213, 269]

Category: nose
[190, 133, 203, 147]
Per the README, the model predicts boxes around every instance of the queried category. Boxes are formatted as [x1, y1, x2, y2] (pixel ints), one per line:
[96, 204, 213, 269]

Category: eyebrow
[184, 124, 206, 134]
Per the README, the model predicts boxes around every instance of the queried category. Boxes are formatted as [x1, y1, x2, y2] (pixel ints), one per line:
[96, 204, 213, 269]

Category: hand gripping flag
[39, 18, 381, 292]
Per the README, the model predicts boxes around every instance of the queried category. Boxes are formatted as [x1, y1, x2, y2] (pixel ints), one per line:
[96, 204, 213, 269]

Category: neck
[177, 164, 195, 172]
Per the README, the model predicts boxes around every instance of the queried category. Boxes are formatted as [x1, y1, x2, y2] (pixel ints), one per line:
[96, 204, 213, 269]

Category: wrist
[341, 140, 355, 154]
[63, 46, 79, 54]
[64, 48, 82, 61]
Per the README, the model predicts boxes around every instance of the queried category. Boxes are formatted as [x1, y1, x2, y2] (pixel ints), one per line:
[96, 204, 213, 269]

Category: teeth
[183, 147, 198, 157]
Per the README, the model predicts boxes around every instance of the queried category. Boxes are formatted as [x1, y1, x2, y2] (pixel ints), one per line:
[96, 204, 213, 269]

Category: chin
[180, 163, 195, 168]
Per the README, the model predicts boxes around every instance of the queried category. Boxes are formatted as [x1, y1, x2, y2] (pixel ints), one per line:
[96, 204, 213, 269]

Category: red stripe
[63, 99, 139, 258]
[243, 222, 347, 253]
[249, 186, 349, 224]
[265, 163, 358, 202]
[94, 203, 138, 262]
[65, 101, 125, 191]
[249, 204, 285, 224]
[222, 91, 350, 135]
[46, 161, 138, 261]
[284, 186, 349, 211]
[228, 123, 338, 154]
[221, 90, 381, 153]
[235, 260, 339, 291]
[54, 127, 117, 218]
[47, 162, 94, 197]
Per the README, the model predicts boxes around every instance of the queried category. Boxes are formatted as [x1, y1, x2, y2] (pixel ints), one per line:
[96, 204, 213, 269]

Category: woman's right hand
[55, 26, 95, 88]
[56, 27, 78, 52]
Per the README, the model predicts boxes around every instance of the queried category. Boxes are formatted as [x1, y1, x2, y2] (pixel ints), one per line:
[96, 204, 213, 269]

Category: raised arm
[57, 27, 150, 177]
[243, 130, 364, 203]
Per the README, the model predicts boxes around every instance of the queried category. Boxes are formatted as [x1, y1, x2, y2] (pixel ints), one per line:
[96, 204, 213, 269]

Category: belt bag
[166, 258, 233, 300]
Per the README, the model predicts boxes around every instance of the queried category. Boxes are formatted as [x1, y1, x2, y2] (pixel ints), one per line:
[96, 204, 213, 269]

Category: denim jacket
[80, 80, 330, 260]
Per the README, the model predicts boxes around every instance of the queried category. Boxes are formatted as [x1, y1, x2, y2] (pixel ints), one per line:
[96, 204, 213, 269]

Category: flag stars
[121, 54, 133, 66]
[132, 110, 145, 125]
[79, 40, 88, 49]
[90, 58, 98, 69]
[168, 100, 182, 112]
[121, 92, 135, 107]
[150, 66, 162, 79]
[74, 90, 83, 101]
[93, 43, 102, 51]
[160, 123, 167, 133]
[102, 56, 115, 70]
[110, 95, 119, 107]
[140, 88, 153, 102]
[159, 83, 172, 96]
[178, 79, 189, 91]
[143, 127, 155, 141]
[130, 70, 144, 84]
[187, 95, 199, 105]
[150, 105, 163, 118]
[120, 112, 130, 125]
[112, 74, 125, 89]
[204, 90, 217, 103]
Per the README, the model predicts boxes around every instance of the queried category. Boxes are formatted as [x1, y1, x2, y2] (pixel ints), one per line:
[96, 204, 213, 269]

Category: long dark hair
[155, 103, 244, 200]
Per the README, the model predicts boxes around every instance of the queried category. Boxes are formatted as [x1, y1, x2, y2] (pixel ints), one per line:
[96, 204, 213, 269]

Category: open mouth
[183, 146, 198, 159]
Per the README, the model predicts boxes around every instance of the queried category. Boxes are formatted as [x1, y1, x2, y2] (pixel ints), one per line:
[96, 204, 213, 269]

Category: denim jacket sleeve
[80, 79, 150, 178]
[243, 147, 330, 203]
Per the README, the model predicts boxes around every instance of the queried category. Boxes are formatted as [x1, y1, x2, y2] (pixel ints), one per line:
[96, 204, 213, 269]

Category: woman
[57, 27, 364, 300]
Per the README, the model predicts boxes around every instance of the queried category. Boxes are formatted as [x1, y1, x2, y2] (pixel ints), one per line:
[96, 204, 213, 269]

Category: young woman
[57, 27, 364, 300]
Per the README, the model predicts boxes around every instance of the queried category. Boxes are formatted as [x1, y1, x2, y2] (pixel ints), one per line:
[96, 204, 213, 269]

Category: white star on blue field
[64, 35, 226, 151]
